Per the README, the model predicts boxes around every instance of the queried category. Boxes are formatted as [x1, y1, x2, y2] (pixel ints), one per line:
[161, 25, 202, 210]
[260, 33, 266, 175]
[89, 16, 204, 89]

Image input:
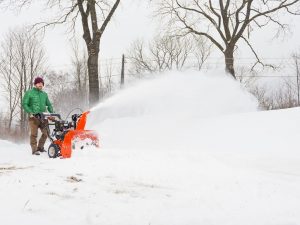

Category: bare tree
[3, 0, 121, 107]
[249, 85, 273, 110]
[273, 79, 297, 109]
[192, 36, 212, 71]
[291, 52, 300, 105]
[0, 28, 46, 135]
[71, 39, 88, 96]
[155, 0, 300, 78]
[77, 0, 120, 106]
[248, 76, 300, 110]
[127, 35, 211, 74]
[0, 38, 20, 130]
[45, 70, 82, 117]
[102, 59, 115, 97]
[236, 66, 258, 88]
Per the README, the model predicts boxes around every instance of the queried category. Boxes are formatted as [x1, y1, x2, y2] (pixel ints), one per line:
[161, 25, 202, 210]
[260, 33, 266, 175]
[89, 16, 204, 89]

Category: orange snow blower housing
[42, 111, 99, 159]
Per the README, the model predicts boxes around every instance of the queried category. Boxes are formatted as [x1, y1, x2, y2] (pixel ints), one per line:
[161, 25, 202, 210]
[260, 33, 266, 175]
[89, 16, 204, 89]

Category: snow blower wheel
[48, 143, 60, 158]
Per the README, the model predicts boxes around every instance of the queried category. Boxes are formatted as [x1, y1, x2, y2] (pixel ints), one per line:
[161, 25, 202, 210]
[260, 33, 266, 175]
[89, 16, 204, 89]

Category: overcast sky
[0, 0, 156, 70]
[0, 0, 299, 71]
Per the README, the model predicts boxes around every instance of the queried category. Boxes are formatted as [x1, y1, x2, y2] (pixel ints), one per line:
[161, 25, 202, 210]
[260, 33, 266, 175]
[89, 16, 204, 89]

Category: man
[22, 77, 54, 155]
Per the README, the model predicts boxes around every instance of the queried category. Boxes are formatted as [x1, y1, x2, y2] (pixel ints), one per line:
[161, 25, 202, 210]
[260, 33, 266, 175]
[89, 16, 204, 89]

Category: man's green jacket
[22, 88, 54, 114]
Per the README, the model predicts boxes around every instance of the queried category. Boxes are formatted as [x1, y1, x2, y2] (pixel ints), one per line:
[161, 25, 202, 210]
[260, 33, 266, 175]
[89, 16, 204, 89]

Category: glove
[33, 113, 42, 119]
[47, 116, 56, 121]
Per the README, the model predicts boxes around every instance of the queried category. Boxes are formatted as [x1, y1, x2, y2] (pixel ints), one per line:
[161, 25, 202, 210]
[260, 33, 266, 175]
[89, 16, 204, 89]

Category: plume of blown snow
[87, 71, 258, 151]
[88, 70, 258, 124]
[86, 70, 258, 151]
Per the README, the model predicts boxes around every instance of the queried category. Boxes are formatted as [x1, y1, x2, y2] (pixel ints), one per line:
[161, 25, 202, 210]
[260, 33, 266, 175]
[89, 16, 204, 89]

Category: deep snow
[1, 70, 300, 225]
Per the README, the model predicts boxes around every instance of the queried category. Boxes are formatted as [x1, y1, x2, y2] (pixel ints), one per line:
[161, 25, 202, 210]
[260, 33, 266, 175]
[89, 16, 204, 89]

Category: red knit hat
[34, 77, 44, 85]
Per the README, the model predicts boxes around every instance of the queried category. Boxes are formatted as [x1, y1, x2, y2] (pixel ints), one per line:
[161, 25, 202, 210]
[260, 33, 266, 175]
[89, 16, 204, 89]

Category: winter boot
[32, 151, 40, 155]
[37, 147, 46, 153]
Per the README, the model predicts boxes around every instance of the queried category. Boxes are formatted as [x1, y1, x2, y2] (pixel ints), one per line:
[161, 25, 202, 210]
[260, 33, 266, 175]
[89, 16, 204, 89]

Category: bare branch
[155, 0, 300, 77]
[240, 35, 276, 71]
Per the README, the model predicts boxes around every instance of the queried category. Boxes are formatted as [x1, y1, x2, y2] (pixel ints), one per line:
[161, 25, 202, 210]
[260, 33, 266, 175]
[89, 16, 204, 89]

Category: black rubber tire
[48, 143, 60, 158]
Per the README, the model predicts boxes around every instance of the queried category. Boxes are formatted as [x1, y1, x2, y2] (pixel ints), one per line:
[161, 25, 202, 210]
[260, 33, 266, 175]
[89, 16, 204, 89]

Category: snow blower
[40, 111, 99, 159]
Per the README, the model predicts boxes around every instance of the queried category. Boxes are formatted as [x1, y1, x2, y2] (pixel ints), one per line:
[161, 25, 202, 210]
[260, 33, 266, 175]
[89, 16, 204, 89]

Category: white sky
[0, 0, 299, 72]
[0, 0, 156, 70]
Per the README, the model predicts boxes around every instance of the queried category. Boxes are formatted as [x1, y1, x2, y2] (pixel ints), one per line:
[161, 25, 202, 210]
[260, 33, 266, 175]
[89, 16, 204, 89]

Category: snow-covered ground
[1, 71, 300, 225]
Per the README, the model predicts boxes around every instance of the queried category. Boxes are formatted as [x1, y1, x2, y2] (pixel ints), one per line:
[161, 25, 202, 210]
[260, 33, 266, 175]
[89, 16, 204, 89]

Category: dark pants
[29, 117, 48, 153]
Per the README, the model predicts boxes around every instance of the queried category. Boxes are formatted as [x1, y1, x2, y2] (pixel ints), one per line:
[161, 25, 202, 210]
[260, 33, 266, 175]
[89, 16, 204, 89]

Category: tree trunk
[77, 0, 120, 107]
[20, 71, 23, 133]
[87, 44, 100, 107]
[8, 113, 12, 130]
[77, 65, 82, 92]
[224, 47, 236, 79]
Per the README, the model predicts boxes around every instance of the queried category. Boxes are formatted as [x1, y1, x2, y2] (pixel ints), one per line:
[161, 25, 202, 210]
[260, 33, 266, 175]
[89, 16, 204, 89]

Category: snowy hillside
[1, 71, 300, 225]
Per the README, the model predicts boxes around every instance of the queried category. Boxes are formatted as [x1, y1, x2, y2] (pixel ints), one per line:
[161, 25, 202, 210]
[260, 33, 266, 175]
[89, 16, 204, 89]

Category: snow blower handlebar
[33, 113, 61, 121]
[37, 112, 88, 128]
[41, 113, 62, 120]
